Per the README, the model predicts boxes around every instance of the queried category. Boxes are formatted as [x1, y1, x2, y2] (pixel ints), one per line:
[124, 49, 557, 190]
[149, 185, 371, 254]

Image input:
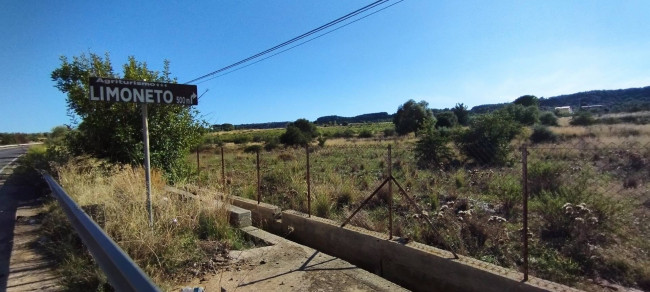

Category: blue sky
[1, 0, 649, 133]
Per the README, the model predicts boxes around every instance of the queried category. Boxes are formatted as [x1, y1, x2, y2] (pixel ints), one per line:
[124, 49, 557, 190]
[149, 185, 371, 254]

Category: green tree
[393, 99, 436, 135]
[279, 118, 319, 146]
[502, 104, 539, 126]
[513, 95, 539, 107]
[51, 52, 205, 182]
[434, 111, 458, 128]
[452, 103, 470, 126]
[456, 112, 521, 165]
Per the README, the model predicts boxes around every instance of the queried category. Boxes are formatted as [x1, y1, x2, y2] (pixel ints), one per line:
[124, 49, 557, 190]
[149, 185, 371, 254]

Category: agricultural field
[191, 112, 650, 291]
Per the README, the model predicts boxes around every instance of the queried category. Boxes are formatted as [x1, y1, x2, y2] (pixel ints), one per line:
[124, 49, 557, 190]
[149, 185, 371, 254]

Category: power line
[195, 0, 404, 85]
[184, 0, 396, 84]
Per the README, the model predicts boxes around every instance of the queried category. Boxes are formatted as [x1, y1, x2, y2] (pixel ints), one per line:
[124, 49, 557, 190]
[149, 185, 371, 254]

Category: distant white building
[555, 106, 573, 114]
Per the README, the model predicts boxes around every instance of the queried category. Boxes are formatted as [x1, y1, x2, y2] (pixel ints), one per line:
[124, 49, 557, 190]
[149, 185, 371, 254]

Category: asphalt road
[0, 146, 28, 175]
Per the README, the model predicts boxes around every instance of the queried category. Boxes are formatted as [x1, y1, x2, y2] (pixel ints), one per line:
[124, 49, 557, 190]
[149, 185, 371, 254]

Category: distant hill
[217, 86, 650, 130]
[232, 121, 290, 130]
[314, 112, 393, 125]
[471, 86, 650, 113]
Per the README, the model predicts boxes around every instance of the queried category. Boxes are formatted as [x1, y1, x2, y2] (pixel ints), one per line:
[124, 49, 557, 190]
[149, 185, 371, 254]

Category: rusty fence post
[521, 143, 529, 282]
[306, 144, 311, 217]
[388, 144, 393, 239]
[221, 146, 226, 193]
[256, 149, 261, 204]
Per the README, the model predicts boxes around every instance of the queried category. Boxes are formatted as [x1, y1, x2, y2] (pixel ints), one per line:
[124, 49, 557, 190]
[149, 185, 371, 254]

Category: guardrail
[41, 171, 161, 292]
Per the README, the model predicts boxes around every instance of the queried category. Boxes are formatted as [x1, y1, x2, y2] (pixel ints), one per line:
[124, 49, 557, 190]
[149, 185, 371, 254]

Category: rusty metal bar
[306, 144, 311, 217]
[341, 177, 391, 228]
[221, 146, 225, 192]
[392, 176, 458, 259]
[521, 144, 529, 281]
[256, 149, 261, 204]
[388, 144, 393, 239]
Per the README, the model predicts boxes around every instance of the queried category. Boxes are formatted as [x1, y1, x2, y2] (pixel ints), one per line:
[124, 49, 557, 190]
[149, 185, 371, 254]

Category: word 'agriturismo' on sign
[89, 77, 198, 105]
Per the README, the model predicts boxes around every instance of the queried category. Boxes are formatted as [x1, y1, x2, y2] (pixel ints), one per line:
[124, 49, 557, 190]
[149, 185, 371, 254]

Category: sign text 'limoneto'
[89, 77, 198, 105]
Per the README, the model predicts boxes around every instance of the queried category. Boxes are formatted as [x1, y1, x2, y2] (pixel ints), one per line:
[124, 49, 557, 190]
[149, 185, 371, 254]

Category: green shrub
[243, 144, 262, 154]
[457, 112, 521, 165]
[414, 128, 454, 169]
[539, 111, 559, 126]
[358, 129, 374, 138]
[383, 128, 396, 137]
[232, 134, 252, 144]
[487, 174, 521, 219]
[264, 137, 280, 151]
[570, 111, 595, 126]
[435, 111, 458, 128]
[528, 160, 564, 195]
[530, 125, 557, 144]
[280, 119, 318, 146]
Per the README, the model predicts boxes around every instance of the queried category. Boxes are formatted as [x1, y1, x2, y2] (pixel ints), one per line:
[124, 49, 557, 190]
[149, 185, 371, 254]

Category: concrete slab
[179, 226, 407, 292]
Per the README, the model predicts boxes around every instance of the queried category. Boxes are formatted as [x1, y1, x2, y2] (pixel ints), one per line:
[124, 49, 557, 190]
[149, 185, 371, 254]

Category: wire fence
[195, 138, 649, 282]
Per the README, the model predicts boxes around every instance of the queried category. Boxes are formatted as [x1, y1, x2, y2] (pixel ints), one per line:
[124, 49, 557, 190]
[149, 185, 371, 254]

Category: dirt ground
[0, 167, 61, 291]
[179, 227, 407, 292]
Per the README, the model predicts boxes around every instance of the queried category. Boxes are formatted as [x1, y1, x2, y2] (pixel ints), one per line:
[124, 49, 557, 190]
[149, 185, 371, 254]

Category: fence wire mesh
[196, 136, 650, 285]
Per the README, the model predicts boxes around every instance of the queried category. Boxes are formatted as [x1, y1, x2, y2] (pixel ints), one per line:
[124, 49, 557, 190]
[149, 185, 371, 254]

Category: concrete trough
[280, 210, 580, 292]
[227, 196, 282, 234]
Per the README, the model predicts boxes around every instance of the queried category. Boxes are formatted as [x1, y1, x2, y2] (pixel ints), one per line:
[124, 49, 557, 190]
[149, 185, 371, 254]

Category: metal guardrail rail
[41, 171, 161, 292]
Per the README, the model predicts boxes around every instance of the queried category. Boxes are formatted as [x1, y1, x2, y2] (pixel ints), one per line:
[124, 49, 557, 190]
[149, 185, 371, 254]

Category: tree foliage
[415, 128, 454, 169]
[513, 95, 539, 107]
[457, 112, 522, 165]
[279, 118, 319, 146]
[393, 99, 436, 135]
[51, 52, 205, 182]
[569, 111, 595, 126]
[452, 103, 470, 126]
[539, 111, 559, 126]
[502, 104, 539, 126]
[435, 111, 458, 128]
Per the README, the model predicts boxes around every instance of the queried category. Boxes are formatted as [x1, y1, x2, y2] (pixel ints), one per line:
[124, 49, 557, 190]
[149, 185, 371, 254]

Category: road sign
[89, 77, 198, 105]
[88, 76, 199, 227]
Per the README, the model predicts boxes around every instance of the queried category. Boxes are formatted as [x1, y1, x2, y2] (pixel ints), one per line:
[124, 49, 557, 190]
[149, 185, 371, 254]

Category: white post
[142, 104, 153, 227]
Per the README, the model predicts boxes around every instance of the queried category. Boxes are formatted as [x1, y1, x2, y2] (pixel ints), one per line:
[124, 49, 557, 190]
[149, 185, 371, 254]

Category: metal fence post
[388, 144, 393, 239]
[521, 143, 529, 281]
[307, 144, 311, 217]
[221, 146, 225, 193]
[257, 148, 261, 204]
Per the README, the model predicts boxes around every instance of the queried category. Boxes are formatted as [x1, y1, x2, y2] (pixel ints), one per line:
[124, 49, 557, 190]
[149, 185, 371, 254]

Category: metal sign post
[142, 104, 153, 227]
[89, 77, 198, 227]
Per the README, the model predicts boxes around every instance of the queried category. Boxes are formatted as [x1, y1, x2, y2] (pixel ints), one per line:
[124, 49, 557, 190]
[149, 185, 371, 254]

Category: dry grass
[41, 157, 243, 290]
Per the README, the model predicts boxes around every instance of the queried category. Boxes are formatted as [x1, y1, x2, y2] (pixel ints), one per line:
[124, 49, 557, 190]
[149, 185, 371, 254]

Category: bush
[243, 144, 262, 153]
[383, 128, 396, 137]
[358, 129, 374, 138]
[280, 119, 318, 146]
[570, 111, 595, 126]
[539, 111, 559, 126]
[264, 137, 280, 151]
[530, 125, 557, 144]
[435, 111, 458, 128]
[414, 128, 454, 169]
[457, 112, 521, 165]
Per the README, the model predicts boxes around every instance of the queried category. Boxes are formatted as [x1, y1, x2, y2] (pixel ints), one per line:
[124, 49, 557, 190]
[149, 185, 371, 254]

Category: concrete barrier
[227, 196, 283, 234]
[281, 210, 580, 292]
